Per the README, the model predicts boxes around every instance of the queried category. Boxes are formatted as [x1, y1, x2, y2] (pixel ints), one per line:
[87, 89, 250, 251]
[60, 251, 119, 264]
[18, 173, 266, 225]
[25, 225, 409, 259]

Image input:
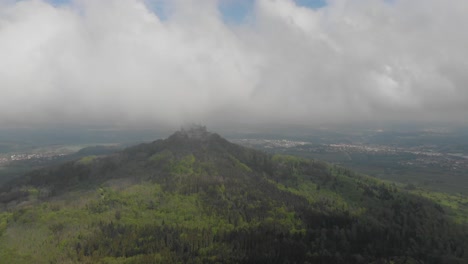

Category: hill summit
[173, 125, 213, 140]
[0, 128, 467, 263]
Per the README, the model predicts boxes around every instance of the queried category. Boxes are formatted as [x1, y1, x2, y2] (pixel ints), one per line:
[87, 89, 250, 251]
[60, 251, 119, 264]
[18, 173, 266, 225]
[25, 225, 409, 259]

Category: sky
[1, 0, 467, 130]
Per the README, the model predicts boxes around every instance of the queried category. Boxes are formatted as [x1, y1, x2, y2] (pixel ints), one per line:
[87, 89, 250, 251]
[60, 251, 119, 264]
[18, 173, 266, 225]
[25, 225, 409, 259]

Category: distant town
[0, 152, 67, 166]
[234, 138, 468, 171]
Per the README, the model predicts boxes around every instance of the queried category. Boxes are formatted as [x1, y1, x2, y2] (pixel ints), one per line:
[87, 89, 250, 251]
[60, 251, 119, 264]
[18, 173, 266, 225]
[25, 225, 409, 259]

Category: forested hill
[0, 127, 467, 263]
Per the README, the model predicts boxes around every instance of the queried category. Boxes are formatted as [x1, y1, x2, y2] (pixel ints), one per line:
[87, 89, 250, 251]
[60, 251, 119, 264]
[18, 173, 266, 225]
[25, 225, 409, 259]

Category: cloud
[0, 0, 467, 129]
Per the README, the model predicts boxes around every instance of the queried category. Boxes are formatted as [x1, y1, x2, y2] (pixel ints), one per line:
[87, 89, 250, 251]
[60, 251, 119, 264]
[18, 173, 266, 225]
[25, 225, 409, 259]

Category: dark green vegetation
[1, 127, 467, 263]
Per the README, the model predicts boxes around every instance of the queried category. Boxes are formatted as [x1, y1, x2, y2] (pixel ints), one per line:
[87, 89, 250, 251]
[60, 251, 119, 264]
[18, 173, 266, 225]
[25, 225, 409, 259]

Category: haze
[1, 0, 467, 129]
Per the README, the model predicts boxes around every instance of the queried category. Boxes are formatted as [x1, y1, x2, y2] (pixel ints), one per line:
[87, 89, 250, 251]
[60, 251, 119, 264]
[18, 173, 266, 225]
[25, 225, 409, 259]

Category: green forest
[0, 128, 467, 263]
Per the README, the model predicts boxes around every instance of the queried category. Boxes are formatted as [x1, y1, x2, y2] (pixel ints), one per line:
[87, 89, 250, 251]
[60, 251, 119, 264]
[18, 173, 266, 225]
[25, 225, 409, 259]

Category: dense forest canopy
[0, 127, 467, 263]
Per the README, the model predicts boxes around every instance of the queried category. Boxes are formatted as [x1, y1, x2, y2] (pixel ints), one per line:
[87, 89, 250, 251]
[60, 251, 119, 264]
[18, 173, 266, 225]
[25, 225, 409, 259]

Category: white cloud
[0, 0, 467, 128]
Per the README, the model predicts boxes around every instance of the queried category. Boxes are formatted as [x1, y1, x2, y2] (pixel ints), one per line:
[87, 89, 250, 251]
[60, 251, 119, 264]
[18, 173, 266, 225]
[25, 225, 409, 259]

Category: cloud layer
[1, 0, 467, 128]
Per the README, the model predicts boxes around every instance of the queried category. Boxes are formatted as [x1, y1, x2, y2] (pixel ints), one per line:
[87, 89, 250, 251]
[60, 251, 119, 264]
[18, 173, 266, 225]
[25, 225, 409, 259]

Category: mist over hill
[2, 0, 468, 262]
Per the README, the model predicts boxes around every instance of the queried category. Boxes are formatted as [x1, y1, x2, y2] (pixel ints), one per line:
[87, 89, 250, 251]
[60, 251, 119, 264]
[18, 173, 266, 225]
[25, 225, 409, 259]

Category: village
[0, 152, 66, 166]
[234, 138, 468, 172]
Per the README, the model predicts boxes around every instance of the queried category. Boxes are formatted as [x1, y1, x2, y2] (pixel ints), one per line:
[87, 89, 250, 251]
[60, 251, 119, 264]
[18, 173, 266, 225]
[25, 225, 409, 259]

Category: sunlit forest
[1, 128, 467, 263]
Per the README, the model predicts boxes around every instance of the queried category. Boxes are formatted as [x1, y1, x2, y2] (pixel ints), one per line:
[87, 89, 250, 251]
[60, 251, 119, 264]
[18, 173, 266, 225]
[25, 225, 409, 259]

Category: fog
[1, 0, 467, 129]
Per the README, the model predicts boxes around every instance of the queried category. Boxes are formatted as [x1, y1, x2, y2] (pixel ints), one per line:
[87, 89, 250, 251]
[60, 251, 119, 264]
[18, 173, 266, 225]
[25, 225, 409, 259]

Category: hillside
[0, 144, 123, 186]
[0, 126, 467, 263]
